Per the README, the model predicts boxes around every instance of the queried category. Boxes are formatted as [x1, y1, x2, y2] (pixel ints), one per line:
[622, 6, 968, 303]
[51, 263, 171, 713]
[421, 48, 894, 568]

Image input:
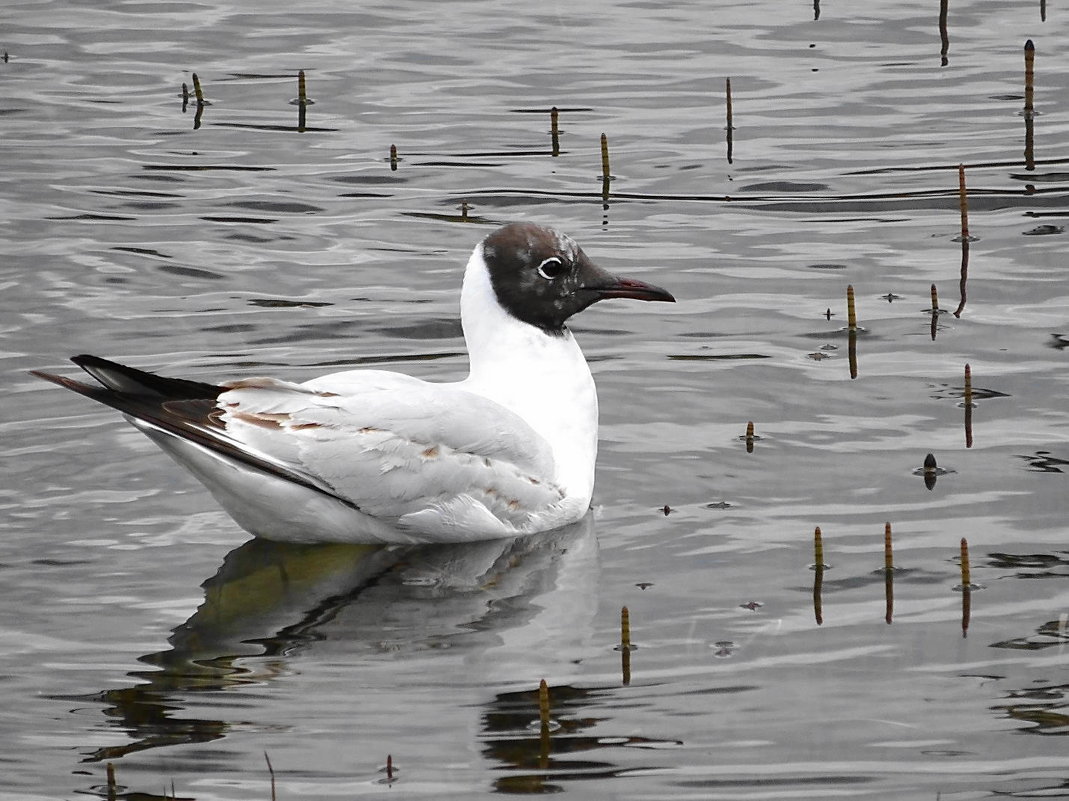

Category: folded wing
[34, 357, 566, 538]
[219, 371, 563, 529]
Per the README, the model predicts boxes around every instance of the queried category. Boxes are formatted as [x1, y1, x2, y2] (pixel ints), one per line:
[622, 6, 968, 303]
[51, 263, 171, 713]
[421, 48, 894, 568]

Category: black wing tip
[71, 353, 105, 368]
[63, 354, 225, 399]
[71, 354, 136, 372]
[34, 359, 357, 513]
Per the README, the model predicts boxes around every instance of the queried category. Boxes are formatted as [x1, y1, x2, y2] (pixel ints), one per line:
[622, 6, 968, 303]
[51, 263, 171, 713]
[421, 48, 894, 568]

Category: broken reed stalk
[106, 763, 117, 801]
[389, 144, 398, 171]
[1024, 40, 1035, 117]
[957, 164, 970, 241]
[884, 522, 893, 572]
[386, 754, 394, 781]
[192, 72, 204, 105]
[538, 678, 550, 732]
[550, 106, 560, 156]
[296, 71, 308, 131]
[959, 537, 971, 587]
[745, 421, 755, 453]
[846, 285, 858, 376]
[813, 526, 825, 568]
[620, 606, 632, 685]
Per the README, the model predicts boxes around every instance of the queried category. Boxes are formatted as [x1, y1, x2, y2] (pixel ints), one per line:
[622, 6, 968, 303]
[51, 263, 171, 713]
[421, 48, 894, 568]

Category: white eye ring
[538, 257, 567, 280]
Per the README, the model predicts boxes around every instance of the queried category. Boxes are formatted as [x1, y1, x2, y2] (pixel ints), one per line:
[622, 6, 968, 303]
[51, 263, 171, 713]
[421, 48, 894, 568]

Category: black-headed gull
[33, 223, 675, 545]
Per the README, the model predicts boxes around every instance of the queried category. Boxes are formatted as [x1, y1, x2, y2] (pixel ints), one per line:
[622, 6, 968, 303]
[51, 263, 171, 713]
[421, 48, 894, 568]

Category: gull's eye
[538, 256, 568, 280]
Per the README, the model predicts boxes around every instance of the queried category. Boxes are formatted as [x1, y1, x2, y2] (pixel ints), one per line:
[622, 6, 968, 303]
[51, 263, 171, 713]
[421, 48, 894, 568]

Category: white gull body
[34, 223, 674, 545]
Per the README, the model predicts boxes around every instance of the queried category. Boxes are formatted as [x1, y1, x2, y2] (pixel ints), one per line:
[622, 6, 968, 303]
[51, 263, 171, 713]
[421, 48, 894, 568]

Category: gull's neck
[459, 245, 598, 502]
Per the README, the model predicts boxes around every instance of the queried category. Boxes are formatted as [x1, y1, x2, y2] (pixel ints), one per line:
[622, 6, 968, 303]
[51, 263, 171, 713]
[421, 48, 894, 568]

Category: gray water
[3, 1, 1068, 798]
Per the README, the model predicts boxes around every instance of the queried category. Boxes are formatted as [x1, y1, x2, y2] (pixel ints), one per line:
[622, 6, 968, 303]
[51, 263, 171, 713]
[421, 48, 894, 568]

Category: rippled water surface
[3, 1, 1069, 798]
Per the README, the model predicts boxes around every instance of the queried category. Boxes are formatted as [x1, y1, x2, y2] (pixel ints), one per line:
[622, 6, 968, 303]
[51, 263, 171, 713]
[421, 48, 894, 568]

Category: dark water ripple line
[449, 185, 1069, 208]
[849, 155, 1069, 176]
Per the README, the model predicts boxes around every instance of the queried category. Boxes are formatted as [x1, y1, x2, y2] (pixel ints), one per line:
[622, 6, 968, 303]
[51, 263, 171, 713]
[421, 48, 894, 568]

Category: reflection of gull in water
[80, 515, 599, 764]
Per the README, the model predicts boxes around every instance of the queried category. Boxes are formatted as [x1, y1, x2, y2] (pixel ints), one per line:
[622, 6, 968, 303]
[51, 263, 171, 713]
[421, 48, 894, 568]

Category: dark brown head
[479, 222, 674, 334]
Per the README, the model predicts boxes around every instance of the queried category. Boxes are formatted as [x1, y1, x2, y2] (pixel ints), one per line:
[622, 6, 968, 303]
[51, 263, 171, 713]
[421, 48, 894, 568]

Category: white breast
[458, 246, 600, 508]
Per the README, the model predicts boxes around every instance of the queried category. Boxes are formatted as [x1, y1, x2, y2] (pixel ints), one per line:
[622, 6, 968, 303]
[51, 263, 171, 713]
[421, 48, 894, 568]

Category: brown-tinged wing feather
[30, 365, 356, 509]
